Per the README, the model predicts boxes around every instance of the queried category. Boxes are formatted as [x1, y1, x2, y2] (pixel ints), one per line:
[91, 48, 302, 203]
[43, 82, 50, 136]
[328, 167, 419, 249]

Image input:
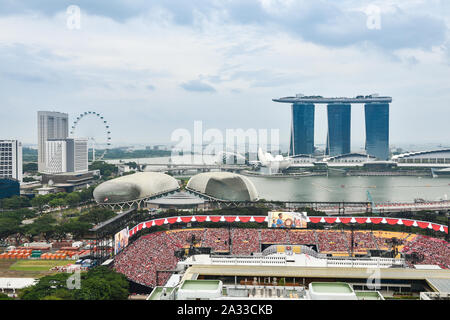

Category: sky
[0, 0, 449, 151]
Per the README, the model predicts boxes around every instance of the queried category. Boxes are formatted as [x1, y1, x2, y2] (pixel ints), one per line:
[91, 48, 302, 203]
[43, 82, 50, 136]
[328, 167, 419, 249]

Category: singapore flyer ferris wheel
[70, 111, 111, 162]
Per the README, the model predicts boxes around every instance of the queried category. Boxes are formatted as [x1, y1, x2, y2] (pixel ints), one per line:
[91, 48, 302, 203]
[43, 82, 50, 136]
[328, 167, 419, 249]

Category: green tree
[62, 220, 91, 239]
[19, 273, 72, 300]
[124, 162, 138, 169]
[1, 196, 31, 209]
[48, 198, 67, 209]
[78, 208, 115, 224]
[74, 267, 129, 300]
[78, 186, 95, 203]
[0, 217, 21, 241]
[0, 293, 13, 300]
[19, 266, 129, 300]
[28, 215, 57, 241]
[89, 161, 118, 178]
[52, 225, 68, 241]
[31, 195, 48, 213]
[65, 193, 81, 207]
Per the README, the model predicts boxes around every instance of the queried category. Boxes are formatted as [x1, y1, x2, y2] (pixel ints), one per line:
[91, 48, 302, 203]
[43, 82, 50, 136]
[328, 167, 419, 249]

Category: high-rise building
[275, 95, 392, 158]
[0, 140, 22, 182]
[365, 103, 389, 160]
[290, 103, 315, 156]
[326, 104, 351, 157]
[45, 138, 88, 174]
[70, 139, 88, 172]
[38, 111, 69, 172]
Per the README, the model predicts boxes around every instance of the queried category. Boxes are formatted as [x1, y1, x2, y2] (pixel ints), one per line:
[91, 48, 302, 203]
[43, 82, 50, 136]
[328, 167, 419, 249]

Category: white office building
[45, 138, 88, 174]
[38, 111, 69, 172]
[0, 140, 22, 182]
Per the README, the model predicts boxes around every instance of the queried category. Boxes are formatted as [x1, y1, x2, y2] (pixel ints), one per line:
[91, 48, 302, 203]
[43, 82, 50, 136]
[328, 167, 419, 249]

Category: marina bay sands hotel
[273, 94, 392, 160]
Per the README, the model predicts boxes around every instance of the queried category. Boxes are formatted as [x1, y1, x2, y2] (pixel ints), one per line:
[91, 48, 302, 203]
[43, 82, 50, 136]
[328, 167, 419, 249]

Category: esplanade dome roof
[186, 172, 258, 201]
[93, 172, 179, 204]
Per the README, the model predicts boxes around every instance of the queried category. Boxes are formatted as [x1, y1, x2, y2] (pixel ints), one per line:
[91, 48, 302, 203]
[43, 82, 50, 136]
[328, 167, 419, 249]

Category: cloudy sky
[0, 0, 449, 150]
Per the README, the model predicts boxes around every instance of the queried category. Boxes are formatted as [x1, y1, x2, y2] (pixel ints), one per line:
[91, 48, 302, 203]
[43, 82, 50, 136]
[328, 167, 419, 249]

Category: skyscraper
[38, 111, 69, 172]
[69, 138, 88, 173]
[326, 104, 351, 157]
[365, 103, 389, 160]
[45, 138, 88, 174]
[290, 103, 315, 156]
[0, 140, 22, 182]
[274, 95, 392, 159]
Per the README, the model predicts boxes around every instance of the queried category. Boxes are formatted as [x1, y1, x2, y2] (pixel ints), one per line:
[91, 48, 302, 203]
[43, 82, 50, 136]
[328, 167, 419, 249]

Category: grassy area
[9, 260, 76, 271]
[0, 259, 73, 278]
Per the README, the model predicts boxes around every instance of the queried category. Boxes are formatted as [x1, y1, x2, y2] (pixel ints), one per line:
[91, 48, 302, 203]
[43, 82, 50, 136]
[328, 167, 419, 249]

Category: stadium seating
[402, 235, 450, 269]
[113, 228, 450, 287]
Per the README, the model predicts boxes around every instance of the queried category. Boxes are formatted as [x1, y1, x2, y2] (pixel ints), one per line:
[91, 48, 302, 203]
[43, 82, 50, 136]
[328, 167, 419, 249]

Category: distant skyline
[1, 1, 450, 148]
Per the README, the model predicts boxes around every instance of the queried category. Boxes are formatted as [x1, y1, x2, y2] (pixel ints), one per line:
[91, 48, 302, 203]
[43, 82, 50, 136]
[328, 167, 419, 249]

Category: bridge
[142, 163, 252, 174]
[317, 201, 450, 215]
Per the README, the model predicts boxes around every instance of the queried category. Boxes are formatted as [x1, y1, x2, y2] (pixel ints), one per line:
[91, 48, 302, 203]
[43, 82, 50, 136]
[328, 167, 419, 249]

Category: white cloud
[0, 1, 449, 147]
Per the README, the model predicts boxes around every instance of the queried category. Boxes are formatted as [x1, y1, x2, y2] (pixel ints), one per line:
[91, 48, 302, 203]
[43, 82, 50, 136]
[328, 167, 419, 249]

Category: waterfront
[104, 157, 450, 203]
[247, 176, 450, 203]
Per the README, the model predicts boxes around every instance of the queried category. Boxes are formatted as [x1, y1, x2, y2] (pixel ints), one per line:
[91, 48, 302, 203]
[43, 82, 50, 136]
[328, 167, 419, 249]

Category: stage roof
[426, 278, 450, 293]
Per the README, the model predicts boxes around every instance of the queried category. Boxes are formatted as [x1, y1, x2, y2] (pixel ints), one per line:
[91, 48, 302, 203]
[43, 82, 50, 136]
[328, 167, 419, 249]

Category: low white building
[179, 244, 404, 269]
[0, 278, 37, 296]
[392, 149, 450, 164]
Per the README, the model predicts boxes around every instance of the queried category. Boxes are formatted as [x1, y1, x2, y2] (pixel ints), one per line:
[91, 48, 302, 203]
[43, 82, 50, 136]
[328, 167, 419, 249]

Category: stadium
[88, 172, 450, 300]
[110, 212, 449, 300]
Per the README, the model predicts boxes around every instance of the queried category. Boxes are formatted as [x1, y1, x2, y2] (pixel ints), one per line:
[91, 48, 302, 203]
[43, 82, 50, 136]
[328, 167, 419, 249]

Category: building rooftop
[0, 278, 37, 290]
[273, 95, 392, 104]
[147, 287, 176, 300]
[426, 278, 450, 293]
[310, 282, 353, 294]
[355, 291, 384, 300]
[183, 264, 450, 281]
[180, 280, 221, 291]
[146, 191, 205, 206]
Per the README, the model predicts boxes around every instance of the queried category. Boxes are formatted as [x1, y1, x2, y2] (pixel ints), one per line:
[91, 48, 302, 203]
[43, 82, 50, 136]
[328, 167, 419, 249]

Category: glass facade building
[0, 178, 20, 200]
[326, 104, 351, 157]
[290, 103, 315, 156]
[365, 103, 389, 160]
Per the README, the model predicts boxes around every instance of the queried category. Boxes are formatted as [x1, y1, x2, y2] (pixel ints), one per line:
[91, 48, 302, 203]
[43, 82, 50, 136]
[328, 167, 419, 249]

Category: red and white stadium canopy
[128, 215, 448, 237]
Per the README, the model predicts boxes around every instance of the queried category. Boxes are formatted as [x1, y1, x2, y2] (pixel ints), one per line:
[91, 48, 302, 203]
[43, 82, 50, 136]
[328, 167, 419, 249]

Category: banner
[268, 211, 308, 229]
[114, 227, 129, 255]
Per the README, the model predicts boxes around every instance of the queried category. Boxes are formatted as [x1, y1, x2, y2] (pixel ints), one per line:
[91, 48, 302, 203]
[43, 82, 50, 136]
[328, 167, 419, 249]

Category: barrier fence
[128, 215, 448, 238]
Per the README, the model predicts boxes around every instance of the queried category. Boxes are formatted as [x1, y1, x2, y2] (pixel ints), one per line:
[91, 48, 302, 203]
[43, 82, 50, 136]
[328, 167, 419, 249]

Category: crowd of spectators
[260, 229, 288, 244]
[114, 228, 449, 287]
[288, 230, 316, 245]
[351, 231, 378, 251]
[315, 230, 348, 252]
[402, 235, 450, 269]
[202, 228, 230, 252]
[231, 229, 260, 255]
